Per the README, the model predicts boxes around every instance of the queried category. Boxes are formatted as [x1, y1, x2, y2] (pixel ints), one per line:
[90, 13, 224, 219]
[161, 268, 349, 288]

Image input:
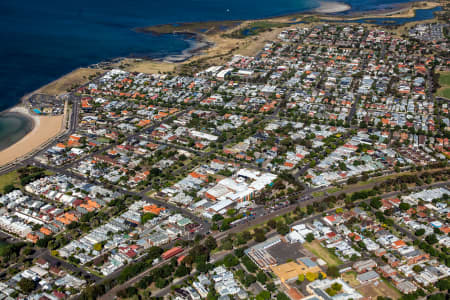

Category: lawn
[437, 71, 450, 99]
[437, 87, 450, 99]
[357, 280, 401, 300]
[303, 240, 343, 267]
[0, 168, 53, 194]
[0, 170, 20, 193]
[312, 191, 325, 198]
[326, 187, 342, 194]
[439, 71, 450, 86]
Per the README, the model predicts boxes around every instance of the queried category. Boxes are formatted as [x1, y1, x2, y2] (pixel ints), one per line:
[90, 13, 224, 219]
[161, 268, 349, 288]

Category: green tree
[256, 291, 271, 300]
[205, 236, 217, 251]
[257, 271, 267, 284]
[276, 222, 290, 235]
[436, 278, 450, 291]
[254, 228, 266, 242]
[415, 228, 425, 236]
[399, 203, 410, 211]
[18, 278, 36, 293]
[277, 292, 291, 300]
[305, 233, 315, 243]
[3, 184, 15, 194]
[326, 266, 340, 278]
[223, 254, 239, 268]
[141, 213, 157, 224]
[425, 234, 438, 245]
[174, 264, 190, 277]
[268, 219, 277, 229]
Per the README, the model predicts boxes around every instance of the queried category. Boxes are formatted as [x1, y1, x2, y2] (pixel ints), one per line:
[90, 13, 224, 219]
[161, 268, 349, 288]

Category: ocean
[0, 0, 436, 150]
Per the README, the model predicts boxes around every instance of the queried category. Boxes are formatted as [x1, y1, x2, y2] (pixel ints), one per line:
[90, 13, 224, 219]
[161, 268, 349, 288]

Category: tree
[370, 198, 382, 209]
[223, 254, 239, 268]
[243, 274, 256, 287]
[254, 228, 266, 242]
[277, 292, 291, 300]
[205, 236, 217, 251]
[141, 213, 157, 224]
[93, 243, 103, 251]
[3, 184, 15, 194]
[212, 214, 224, 222]
[415, 228, 425, 236]
[268, 219, 277, 229]
[306, 272, 318, 282]
[305, 233, 315, 243]
[298, 274, 305, 282]
[331, 282, 342, 291]
[412, 265, 423, 273]
[276, 222, 290, 235]
[174, 264, 190, 277]
[425, 234, 438, 245]
[326, 266, 340, 278]
[18, 278, 36, 293]
[399, 202, 410, 211]
[257, 271, 267, 284]
[428, 294, 446, 300]
[256, 291, 271, 300]
[436, 278, 450, 291]
[155, 278, 167, 289]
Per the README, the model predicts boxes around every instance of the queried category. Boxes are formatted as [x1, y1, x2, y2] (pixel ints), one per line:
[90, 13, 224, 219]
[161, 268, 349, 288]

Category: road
[97, 179, 450, 299]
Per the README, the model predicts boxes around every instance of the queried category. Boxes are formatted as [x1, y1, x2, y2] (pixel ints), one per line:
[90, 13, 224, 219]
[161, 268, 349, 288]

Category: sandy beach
[315, 1, 351, 13]
[0, 106, 64, 166]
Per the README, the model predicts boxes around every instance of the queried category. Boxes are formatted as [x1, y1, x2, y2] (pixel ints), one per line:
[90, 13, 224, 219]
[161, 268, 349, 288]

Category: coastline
[0, 105, 65, 167]
[0, 109, 35, 151]
[0, 0, 443, 168]
[0, 67, 101, 167]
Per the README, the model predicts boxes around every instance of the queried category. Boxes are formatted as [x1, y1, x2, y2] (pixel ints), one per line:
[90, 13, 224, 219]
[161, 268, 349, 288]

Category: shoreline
[0, 108, 35, 151]
[135, 1, 441, 64]
[0, 0, 442, 167]
[0, 105, 65, 167]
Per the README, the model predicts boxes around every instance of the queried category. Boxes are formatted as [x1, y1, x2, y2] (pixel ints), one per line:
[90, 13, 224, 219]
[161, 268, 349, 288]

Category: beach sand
[314, 1, 351, 13]
[0, 106, 64, 166]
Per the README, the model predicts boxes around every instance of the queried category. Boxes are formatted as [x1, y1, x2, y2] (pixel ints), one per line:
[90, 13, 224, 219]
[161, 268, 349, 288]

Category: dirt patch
[341, 271, 360, 288]
[357, 280, 401, 300]
[116, 58, 176, 74]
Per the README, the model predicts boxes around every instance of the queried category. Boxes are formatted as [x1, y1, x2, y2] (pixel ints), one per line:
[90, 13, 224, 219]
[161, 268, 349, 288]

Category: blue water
[334, 6, 442, 25]
[0, 0, 430, 113]
[0, 0, 439, 151]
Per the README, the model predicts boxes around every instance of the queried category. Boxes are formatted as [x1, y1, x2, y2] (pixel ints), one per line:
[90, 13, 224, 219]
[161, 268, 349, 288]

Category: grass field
[0, 169, 53, 194]
[0, 170, 20, 193]
[303, 240, 343, 267]
[312, 191, 325, 197]
[357, 280, 401, 299]
[437, 71, 450, 99]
